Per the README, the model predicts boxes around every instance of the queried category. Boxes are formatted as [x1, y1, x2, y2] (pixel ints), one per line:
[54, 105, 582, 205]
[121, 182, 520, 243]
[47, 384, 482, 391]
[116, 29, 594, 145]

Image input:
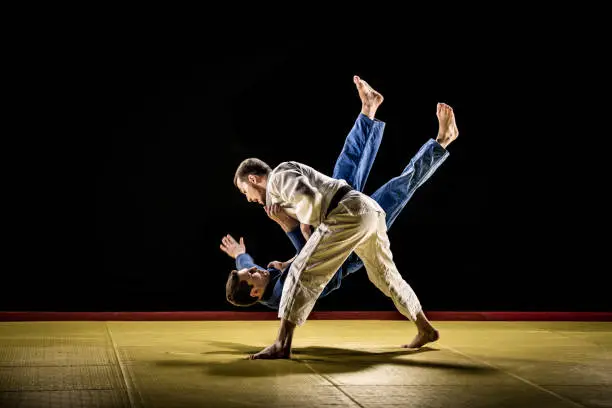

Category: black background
[4, 28, 608, 313]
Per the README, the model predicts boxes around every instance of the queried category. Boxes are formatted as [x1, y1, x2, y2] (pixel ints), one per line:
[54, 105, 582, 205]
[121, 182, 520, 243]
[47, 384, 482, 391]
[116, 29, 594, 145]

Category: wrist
[279, 220, 298, 232]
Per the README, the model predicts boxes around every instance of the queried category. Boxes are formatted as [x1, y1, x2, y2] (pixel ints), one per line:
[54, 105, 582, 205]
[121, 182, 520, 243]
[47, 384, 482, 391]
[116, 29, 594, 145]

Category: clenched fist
[264, 204, 298, 232]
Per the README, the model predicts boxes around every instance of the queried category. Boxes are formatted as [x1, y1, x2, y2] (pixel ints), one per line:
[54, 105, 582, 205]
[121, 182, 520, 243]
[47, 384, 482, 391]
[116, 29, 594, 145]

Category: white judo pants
[279, 190, 423, 326]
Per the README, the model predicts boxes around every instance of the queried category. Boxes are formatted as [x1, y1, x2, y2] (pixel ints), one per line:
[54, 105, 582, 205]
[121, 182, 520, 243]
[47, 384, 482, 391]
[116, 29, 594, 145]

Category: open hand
[220, 234, 246, 259]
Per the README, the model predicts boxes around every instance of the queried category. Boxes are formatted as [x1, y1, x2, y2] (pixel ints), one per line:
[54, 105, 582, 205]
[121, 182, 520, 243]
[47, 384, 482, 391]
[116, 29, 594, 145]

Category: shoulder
[270, 161, 305, 179]
[273, 161, 303, 172]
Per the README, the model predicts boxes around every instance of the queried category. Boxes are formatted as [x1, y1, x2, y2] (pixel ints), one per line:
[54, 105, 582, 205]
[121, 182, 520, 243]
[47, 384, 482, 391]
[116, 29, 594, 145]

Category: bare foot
[354, 75, 384, 119]
[436, 103, 459, 149]
[402, 328, 439, 349]
[248, 341, 291, 360]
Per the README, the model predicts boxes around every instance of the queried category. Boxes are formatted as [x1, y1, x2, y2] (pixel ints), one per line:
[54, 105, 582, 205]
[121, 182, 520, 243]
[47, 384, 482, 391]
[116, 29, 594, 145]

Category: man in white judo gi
[233, 75, 459, 359]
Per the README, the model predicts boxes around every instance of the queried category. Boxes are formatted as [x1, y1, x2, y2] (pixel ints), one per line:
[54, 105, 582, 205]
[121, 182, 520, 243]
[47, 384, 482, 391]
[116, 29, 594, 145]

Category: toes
[437, 103, 453, 114]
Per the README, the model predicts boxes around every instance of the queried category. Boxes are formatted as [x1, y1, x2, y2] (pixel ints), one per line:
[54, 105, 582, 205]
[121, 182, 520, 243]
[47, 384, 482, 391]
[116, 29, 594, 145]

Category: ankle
[361, 105, 376, 120]
[436, 135, 450, 149]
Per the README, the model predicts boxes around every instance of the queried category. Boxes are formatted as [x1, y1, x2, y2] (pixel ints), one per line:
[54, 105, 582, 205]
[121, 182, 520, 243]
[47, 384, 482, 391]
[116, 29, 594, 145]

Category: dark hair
[225, 270, 259, 307]
[234, 158, 272, 186]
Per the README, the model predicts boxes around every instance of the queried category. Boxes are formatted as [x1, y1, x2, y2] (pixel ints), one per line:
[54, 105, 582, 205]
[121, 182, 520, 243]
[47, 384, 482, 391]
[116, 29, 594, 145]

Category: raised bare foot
[402, 328, 440, 349]
[436, 103, 459, 149]
[354, 75, 384, 119]
[248, 341, 291, 360]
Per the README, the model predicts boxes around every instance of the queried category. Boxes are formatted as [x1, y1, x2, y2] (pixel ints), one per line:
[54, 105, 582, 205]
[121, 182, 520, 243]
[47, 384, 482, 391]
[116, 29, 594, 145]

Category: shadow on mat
[154, 341, 496, 377]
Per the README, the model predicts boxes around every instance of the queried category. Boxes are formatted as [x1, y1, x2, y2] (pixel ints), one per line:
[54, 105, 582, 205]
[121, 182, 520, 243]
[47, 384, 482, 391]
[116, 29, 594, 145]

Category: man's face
[237, 177, 266, 205]
[237, 266, 270, 298]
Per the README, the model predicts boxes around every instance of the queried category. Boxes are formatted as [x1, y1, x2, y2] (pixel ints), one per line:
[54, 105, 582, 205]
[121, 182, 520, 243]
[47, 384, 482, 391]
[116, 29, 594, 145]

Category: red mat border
[1, 311, 611, 321]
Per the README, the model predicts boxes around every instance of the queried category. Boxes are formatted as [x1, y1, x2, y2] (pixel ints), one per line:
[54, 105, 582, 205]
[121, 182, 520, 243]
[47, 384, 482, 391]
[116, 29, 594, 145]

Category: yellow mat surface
[1, 320, 610, 407]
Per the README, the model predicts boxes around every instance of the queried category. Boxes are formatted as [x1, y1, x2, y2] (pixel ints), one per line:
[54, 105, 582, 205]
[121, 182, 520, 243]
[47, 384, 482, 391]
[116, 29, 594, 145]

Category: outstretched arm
[219, 234, 265, 270]
[220, 234, 245, 259]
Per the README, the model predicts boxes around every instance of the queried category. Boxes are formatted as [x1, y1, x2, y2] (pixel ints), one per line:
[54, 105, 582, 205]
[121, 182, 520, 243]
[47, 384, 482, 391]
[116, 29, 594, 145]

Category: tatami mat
[0, 321, 610, 407]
